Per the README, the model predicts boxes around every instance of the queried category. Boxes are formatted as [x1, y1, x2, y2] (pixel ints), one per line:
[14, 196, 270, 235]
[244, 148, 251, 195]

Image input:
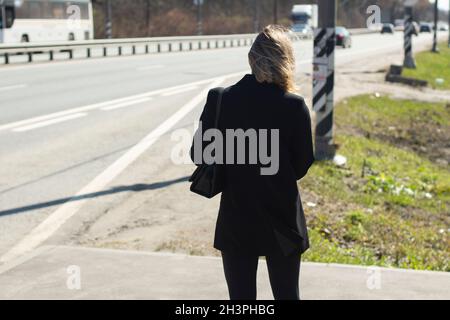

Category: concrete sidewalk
[0, 245, 448, 300]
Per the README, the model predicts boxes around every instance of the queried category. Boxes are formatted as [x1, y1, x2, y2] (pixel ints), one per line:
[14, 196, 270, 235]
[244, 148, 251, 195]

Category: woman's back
[190, 25, 315, 300]
[196, 73, 314, 257]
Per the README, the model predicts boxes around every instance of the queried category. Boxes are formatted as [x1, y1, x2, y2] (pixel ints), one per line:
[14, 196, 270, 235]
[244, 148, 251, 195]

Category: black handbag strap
[214, 88, 225, 130]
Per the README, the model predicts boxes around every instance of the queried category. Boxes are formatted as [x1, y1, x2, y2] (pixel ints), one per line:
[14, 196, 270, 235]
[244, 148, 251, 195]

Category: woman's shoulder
[207, 87, 226, 97]
[282, 92, 306, 105]
[281, 92, 310, 117]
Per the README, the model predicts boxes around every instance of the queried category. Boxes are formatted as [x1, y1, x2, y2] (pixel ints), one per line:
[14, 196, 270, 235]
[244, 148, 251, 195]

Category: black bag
[189, 88, 225, 199]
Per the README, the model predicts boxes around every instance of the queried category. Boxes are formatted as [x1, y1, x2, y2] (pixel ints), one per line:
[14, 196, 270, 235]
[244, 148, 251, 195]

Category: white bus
[0, 0, 93, 43]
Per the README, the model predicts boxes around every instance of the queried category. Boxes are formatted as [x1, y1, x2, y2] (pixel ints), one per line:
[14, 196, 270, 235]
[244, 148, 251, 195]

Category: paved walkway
[0, 245, 448, 300]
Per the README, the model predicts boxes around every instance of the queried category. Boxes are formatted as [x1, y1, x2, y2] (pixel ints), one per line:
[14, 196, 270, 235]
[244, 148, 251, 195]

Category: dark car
[381, 23, 395, 34]
[335, 26, 352, 48]
[420, 23, 432, 33]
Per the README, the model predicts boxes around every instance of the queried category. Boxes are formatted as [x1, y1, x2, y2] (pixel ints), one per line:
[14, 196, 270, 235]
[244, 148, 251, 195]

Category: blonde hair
[248, 25, 297, 93]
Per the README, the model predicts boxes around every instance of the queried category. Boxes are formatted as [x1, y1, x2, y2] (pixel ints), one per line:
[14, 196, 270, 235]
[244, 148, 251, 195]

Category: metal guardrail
[0, 29, 376, 65]
[0, 33, 269, 64]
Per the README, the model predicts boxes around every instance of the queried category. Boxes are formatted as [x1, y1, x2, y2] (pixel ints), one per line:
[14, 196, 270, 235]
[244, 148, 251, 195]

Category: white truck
[291, 4, 318, 38]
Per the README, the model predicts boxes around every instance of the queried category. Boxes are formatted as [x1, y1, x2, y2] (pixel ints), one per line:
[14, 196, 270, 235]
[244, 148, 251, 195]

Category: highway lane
[0, 32, 431, 125]
[0, 39, 303, 125]
[2, 32, 440, 125]
[0, 32, 439, 261]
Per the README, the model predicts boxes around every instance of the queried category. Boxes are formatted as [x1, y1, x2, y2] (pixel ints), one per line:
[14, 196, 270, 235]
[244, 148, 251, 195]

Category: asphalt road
[0, 32, 439, 262]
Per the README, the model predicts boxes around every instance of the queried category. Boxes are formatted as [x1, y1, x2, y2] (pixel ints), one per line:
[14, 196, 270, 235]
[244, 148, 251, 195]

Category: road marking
[12, 113, 87, 132]
[0, 71, 246, 132]
[338, 43, 402, 59]
[136, 65, 164, 71]
[101, 97, 152, 111]
[161, 86, 198, 97]
[0, 76, 227, 264]
[0, 84, 27, 92]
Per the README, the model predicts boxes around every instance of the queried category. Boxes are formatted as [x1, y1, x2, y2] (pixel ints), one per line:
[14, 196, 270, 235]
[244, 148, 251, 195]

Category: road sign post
[253, 0, 260, 33]
[403, 2, 416, 68]
[105, 0, 112, 39]
[313, 0, 336, 160]
[432, 0, 439, 52]
[273, 0, 278, 24]
[194, 0, 204, 36]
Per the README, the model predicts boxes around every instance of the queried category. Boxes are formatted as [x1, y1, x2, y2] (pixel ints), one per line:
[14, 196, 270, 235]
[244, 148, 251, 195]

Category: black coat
[190, 74, 315, 257]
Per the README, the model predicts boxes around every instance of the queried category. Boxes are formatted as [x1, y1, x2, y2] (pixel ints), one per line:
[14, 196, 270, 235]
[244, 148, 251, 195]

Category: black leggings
[221, 251, 301, 300]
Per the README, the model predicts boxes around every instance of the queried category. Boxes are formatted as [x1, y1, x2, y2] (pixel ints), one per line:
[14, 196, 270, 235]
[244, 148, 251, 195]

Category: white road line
[0, 76, 227, 264]
[12, 113, 88, 132]
[0, 84, 27, 92]
[101, 97, 152, 111]
[136, 65, 164, 71]
[161, 86, 198, 97]
[0, 71, 246, 132]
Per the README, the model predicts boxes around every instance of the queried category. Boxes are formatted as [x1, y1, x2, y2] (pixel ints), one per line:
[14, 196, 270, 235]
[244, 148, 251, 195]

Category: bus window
[79, 3, 89, 19]
[1, 6, 15, 28]
[29, 1, 42, 19]
[51, 2, 65, 19]
[66, 2, 90, 20]
[15, 1, 29, 19]
[16, 1, 90, 20]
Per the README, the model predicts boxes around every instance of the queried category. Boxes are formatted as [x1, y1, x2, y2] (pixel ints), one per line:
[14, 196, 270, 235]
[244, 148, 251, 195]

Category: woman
[190, 25, 315, 300]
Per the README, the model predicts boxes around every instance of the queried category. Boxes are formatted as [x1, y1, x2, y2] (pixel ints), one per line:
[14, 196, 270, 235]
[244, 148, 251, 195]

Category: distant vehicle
[381, 23, 395, 34]
[412, 22, 420, 36]
[419, 23, 432, 33]
[394, 19, 404, 25]
[438, 23, 449, 31]
[394, 19, 404, 31]
[291, 23, 312, 38]
[0, 0, 94, 43]
[291, 4, 318, 28]
[335, 26, 352, 48]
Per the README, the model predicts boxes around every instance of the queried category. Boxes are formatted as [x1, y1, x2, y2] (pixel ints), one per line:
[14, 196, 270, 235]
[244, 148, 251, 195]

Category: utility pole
[448, 0, 450, 47]
[273, 0, 278, 24]
[105, 0, 112, 39]
[403, 3, 416, 68]
[146, 0, 151, 37]
[313, 0, 336, 160]
[195, 0, 203, 36]
[432, 0, 439, 52]
[431, 0, 440, 52]
[253, 0, 260, 33]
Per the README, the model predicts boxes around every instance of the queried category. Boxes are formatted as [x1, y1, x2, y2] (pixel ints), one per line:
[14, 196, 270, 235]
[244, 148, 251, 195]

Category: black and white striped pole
[403, 2, 416, 68]
[313, 0, 336, 160]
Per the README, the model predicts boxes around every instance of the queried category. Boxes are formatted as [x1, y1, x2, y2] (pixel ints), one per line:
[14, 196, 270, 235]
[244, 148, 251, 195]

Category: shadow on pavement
[0, 176, 190, 217]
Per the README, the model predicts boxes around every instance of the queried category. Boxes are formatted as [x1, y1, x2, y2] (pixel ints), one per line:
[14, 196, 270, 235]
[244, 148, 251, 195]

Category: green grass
[337, 95, 450, 128]
[301, 95, 450, 271]
[402, 42, 450, 90]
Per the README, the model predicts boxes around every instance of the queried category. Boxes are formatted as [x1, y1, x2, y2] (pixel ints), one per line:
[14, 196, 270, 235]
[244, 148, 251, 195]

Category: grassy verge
[402, 42, 450, 90]
[301, 94, 450, 271]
